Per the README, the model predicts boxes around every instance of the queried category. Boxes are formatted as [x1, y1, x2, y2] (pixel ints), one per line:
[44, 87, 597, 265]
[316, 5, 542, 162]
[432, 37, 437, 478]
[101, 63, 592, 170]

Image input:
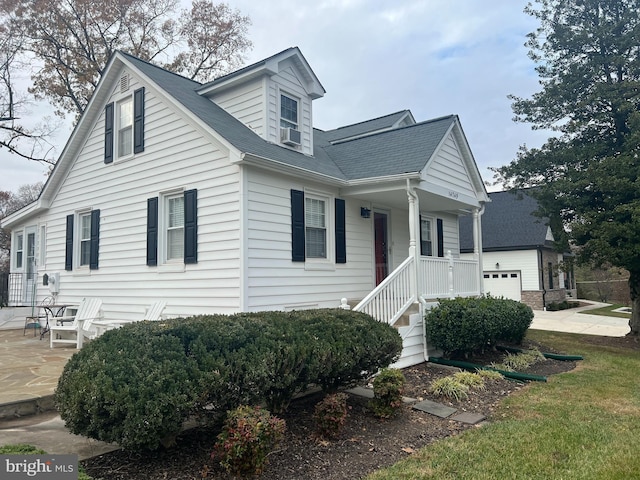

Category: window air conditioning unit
[281, 127, 301, 146]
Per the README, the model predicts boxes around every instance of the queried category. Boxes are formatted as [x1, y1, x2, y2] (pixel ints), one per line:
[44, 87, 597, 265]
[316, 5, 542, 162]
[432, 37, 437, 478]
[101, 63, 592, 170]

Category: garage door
[483, 271, 521, 301]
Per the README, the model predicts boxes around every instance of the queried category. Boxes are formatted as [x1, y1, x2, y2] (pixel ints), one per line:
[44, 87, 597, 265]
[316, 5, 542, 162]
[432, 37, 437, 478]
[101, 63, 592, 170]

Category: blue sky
[2, 0, 552, 192]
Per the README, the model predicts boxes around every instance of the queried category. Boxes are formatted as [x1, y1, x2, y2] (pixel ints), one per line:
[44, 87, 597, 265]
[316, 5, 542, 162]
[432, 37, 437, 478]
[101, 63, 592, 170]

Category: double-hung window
[79, 213, 92, 267]
[15, 233, 24, 269]
[104, 87, 145, 163]
[280, 94, 298, 130]
[166, 195, 185, 261]
[65, 210, 100, 271]
[147, 189, 197, 267]
[420, 217, 433, 256]
[290, 189, 346, 265]
[117, 98, 133, 158]
[305, 197, 327, 258]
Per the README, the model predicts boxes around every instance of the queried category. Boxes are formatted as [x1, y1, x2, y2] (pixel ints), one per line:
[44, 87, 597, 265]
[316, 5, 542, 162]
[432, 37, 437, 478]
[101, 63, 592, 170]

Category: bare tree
[11, 0, 251, 119]
[0, 0, 251, 162]
[0, 9, 57, 164]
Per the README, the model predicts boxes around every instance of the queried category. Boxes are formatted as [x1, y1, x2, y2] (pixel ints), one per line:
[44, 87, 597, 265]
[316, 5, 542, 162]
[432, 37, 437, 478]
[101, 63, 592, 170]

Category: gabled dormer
[197, 47, 325, 156]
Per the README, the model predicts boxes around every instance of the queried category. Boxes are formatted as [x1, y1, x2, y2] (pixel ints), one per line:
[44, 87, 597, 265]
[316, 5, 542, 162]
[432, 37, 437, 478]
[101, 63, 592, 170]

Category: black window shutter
[335, 198, 346, 264]
[65, 215, 74, 271]
[89, 209, 100, 270]
[133, 87, 145, 154]
[291, 189, 305, 262]
[104, 103, 114, 164]
[146, 197, 158, 266]
[437, 218, 444, 257]
[184, 189, 198, 264]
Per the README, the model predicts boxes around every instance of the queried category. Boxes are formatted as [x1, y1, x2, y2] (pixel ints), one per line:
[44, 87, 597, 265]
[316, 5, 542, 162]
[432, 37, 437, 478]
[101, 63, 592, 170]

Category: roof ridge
[200, 47, 299, 89]
[326, 114, 456, 146]
[322, 110, 411, 133]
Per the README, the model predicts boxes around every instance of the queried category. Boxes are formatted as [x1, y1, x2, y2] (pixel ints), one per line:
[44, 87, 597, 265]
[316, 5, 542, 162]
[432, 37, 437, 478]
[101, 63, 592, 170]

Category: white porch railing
[419, 254, 480, 300]
[353, 257, 416, 326]
[354, 253, 479, 325]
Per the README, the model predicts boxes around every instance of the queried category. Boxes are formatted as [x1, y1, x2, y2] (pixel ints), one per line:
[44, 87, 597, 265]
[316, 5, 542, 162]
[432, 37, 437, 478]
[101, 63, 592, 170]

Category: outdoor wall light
[361, 207, 371, 218]
[495, 262, 500, 270]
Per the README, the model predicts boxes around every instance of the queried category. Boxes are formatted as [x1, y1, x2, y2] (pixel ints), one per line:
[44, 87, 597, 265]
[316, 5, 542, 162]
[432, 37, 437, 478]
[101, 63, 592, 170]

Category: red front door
[374, 212, 388, 285]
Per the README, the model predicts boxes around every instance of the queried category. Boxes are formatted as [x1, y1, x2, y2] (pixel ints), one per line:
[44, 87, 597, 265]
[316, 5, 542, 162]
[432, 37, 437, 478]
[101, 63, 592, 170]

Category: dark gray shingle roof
[459, 190, 551, 252]
[319, 110, 412, 142]
[122, 52, 457, 182]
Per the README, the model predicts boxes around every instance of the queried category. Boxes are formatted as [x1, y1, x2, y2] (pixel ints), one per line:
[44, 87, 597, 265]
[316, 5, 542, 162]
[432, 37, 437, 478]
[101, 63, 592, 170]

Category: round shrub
[425, 296, 534, 358]
[55, 309, 403, 451]
[55, 323, 201, 451]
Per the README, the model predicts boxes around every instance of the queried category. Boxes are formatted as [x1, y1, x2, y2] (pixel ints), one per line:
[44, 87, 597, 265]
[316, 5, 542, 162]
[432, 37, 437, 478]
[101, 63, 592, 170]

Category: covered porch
[343, 178, 486, 367]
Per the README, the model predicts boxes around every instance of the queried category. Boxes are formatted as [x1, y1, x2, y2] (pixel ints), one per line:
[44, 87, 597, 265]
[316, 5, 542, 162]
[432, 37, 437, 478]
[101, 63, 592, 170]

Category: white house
[459, 190, 574, 310]
[2, 47, 489, 366]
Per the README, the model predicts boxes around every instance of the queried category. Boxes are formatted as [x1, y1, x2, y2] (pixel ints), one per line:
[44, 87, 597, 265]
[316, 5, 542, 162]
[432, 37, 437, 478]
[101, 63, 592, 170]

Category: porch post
[473, 205, 485, 295]
[406, 181, 420, 299]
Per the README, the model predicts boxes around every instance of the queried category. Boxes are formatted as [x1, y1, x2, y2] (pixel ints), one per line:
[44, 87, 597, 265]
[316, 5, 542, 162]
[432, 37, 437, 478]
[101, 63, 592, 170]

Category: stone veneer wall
[521, 288, 567, 311]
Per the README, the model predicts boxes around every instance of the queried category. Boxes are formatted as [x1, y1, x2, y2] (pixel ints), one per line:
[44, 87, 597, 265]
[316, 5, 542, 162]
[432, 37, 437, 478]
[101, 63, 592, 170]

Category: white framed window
[305, 196, 327, 259]
[165, 193, 185, 262]
[117, 97, 133, 158]
[15, 232, 24, 269]
[280, 93, 298, 130]
[78, 212, 92, 267]
[420, 216, 433, 256]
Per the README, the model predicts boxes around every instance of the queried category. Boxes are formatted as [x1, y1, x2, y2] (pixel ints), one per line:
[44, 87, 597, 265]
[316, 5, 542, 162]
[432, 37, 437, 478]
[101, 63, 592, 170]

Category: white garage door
[483, 271, 522, 301]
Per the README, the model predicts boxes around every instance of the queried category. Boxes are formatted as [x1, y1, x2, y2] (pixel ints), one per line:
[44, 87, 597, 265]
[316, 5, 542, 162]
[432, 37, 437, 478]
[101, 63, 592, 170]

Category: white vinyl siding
[423, 132, 476, 200]
[208, 78, 266, 137]
[30, 71, 242, 320]
[245, 170, 370, 310]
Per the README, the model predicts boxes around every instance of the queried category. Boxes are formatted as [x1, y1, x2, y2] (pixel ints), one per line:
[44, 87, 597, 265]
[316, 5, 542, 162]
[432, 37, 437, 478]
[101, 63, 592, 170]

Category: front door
[374, 212, 389, 285]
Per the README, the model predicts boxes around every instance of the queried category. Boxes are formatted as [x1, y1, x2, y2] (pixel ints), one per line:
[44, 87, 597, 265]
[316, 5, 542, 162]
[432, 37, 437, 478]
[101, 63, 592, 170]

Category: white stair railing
[353, 256, 415, 326]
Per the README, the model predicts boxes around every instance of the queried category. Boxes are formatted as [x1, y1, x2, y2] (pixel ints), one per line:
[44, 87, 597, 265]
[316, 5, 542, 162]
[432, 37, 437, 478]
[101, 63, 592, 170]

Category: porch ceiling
[341, 184, 477, 215]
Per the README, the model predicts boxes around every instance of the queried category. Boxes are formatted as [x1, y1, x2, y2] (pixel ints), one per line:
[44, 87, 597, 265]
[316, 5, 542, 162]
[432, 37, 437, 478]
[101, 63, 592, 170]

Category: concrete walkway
[0, 300, 632, 460]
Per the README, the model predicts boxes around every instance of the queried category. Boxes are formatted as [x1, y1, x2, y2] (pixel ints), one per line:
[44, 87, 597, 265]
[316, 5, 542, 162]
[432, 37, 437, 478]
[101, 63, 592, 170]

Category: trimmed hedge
[55, 309, 402, 451]
[425, 296, 533, 358]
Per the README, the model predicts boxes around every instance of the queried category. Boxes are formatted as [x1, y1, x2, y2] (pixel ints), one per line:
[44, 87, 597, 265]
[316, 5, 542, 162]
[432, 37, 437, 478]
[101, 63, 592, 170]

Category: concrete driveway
[530, 301, 630, 337]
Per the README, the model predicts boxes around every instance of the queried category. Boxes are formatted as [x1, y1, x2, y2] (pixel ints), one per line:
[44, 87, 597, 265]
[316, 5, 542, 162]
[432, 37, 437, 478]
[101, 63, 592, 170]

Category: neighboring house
[459, 190, 574, 310]
[1, 47, 489, 366]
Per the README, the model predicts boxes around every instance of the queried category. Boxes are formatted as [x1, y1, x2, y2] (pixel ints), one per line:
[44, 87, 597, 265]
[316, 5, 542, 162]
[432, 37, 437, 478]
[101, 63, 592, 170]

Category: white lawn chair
[50, 297, 103, 349]
[92, 301, 167, 336]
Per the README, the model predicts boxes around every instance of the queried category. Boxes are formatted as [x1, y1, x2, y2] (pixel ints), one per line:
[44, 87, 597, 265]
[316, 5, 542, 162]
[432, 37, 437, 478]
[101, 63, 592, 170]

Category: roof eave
[238, 152, 346, 186]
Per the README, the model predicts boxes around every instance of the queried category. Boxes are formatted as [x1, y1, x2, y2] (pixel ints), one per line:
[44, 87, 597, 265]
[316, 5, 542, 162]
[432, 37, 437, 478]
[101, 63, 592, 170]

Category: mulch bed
[82, 336, 637, 480]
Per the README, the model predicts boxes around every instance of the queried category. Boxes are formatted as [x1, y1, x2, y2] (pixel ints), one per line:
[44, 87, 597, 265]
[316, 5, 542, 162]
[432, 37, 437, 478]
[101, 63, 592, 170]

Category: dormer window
[280, 94, 298, 130]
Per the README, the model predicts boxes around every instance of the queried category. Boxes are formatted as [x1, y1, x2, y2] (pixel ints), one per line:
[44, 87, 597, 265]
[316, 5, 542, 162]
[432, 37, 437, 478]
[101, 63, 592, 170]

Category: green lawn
[367, 330, 640, 480]
[580, 303, 632, 319]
